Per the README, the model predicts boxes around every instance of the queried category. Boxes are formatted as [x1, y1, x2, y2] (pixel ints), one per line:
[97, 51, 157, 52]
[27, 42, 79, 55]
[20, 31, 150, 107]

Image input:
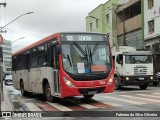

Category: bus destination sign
[61, 34, 106, 42]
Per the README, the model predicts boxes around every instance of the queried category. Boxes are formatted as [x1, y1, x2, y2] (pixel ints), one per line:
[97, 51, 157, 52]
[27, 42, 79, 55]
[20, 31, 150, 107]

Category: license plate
[88, 91, 97, 95]
[139, 78, 144, 80]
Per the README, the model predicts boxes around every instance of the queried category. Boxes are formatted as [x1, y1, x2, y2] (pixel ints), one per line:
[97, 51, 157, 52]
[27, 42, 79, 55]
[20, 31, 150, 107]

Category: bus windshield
[125, 55, 153, 64]
[61, 42, 111, 75]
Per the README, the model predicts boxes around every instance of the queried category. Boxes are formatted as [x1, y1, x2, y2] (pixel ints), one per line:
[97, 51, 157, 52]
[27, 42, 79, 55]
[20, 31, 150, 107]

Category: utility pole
[0, 2, 7, 33]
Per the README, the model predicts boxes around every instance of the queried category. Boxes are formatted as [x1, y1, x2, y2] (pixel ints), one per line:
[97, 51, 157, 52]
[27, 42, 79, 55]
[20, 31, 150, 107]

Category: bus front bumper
[60, 83, 114, 98]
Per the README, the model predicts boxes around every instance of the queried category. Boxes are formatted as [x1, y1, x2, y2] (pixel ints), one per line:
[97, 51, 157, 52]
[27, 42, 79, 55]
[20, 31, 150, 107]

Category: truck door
[115, 54, 123, 76]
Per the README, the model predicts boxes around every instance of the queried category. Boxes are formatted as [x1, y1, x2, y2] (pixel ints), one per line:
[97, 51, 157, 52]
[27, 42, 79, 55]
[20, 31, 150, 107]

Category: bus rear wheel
[45, 83, 54, 102]
[83, 94, 94, 99]
[20, 81, 28, 96]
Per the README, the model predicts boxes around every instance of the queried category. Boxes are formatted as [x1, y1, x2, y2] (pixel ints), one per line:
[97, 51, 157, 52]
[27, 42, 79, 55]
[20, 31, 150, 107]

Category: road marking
[137, 94, 160, 99]
[104, 96, 146, 105]
[79, 104, 98, 109]
[120, 95, 160, 103]
[113, 90, 160, 94]
[63, 99, 98, 109]
[25, 103, 42, 111]
[101, 102, 122, 107]
[47, 102, 73, 111]
[153, 93, 160, 95]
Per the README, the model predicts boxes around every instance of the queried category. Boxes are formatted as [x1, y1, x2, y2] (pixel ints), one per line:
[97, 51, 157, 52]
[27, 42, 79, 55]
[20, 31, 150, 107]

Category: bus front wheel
[45, 83, 54, 102]
[20, 81, 28, 96]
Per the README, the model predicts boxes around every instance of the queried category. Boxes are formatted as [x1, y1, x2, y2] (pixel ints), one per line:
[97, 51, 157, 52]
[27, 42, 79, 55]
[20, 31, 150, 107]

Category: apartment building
[86, 0, 119, 47]
[143, 0, 160, 50]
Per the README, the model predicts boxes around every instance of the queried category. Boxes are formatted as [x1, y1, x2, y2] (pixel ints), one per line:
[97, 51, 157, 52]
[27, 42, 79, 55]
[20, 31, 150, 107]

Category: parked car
[5, 75, 12, 85]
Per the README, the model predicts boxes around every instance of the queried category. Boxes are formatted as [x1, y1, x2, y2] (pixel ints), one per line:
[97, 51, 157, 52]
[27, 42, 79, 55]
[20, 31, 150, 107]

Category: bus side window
[37, 44, 47, 66]
[30, 48, 38, 68]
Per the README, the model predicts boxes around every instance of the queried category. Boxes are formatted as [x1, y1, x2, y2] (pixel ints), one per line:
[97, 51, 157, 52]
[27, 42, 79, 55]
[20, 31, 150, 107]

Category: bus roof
[12, 32, 106, 56]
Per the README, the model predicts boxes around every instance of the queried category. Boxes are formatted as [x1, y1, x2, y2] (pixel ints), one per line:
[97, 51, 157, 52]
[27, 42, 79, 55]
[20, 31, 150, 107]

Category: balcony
[117, 14, 141, 36]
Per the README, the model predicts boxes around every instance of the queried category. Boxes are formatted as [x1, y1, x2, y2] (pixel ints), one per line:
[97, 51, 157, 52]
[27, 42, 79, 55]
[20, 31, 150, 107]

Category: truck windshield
[125, 55, 152, 64]
[61, 42, 111, 75]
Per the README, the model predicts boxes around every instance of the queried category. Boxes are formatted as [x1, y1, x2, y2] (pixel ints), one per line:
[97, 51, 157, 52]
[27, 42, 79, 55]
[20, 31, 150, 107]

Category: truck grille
[134, 66, 147, 75]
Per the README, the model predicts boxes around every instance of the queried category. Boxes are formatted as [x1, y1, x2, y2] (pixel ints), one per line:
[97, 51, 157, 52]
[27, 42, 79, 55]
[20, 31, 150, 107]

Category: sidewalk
[1, 82, 14, 111]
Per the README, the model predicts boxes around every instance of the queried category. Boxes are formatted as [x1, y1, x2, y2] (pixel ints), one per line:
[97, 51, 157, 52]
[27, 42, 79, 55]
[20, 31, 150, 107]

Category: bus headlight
[107, 75, 114, 85]
[63, 77, 75, 88]
[150, 76, 153, 80]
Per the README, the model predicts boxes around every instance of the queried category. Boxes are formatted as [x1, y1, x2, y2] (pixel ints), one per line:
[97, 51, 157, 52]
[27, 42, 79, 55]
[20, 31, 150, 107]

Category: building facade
[86, 0, 119, 47]
[143, 0, 160, 50]
[86, 0, 143, 50]
[1, 40, 12, 75]
[116, 0, 143, 50]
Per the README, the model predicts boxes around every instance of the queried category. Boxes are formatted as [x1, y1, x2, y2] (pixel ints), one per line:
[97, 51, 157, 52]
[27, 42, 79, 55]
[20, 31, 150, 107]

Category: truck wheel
[83, 94, 94, 99]
[153, 81, 159, 86]
[139, 84, 148, 90]
[20, 81, 28, 96]
[114, 77, 121, 90]
[45, 83, 54, 102]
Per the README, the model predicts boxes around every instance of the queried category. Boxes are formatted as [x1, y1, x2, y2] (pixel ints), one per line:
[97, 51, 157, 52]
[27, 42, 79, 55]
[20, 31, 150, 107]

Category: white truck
[112, 46, 154, 90]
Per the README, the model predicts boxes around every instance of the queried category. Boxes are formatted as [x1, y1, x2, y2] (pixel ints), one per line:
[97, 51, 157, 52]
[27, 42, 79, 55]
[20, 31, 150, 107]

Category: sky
[0, 0, 108, 52]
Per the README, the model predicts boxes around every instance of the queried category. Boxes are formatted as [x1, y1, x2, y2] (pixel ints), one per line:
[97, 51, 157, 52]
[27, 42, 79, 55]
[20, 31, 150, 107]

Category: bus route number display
[66, 35, 92, 41]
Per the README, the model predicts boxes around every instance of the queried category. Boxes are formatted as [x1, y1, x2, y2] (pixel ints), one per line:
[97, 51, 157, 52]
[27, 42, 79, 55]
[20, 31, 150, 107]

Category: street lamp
[0, 12, 34, 31]
[11, 37, 25, 44]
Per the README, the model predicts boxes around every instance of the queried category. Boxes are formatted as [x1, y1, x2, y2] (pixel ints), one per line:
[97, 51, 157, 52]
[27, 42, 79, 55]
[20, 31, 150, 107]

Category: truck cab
[112, 46, 154, 90]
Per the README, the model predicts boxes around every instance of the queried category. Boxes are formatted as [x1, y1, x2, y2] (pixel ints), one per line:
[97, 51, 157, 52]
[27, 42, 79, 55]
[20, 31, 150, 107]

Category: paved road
[3, 85, 160, 120]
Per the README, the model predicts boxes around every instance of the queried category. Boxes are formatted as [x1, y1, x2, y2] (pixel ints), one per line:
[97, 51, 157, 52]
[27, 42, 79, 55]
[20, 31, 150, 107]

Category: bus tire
[45, 83, 54, 102]
[83, 94, 94, 99]
[114, 77, 121, 90]
[139, 84, 148, 90]
[20, 81, 28, 96]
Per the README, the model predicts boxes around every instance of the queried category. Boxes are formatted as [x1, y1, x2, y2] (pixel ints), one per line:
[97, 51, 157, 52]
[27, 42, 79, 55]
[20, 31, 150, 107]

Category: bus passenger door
[50, 45, 60, 96]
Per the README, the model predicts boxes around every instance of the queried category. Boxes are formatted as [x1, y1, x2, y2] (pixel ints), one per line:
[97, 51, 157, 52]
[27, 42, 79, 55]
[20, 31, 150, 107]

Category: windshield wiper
[91, 42, 100, 55]
[67, 55, 72, 67]
[73, 42, 87, 57]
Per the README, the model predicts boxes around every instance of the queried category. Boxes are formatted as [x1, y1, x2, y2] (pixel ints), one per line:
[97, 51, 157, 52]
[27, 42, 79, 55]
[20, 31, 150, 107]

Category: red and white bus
[12, 32, 114, 102]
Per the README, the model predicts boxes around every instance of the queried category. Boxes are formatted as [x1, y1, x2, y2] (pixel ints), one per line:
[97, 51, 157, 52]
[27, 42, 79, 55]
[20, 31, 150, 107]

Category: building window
[148, 20, 154, 33]
[106, 14, 109, 24]
[96, 19, 98, 28]
[90, 22, 92, 31]
[148, 0, 154, 9]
